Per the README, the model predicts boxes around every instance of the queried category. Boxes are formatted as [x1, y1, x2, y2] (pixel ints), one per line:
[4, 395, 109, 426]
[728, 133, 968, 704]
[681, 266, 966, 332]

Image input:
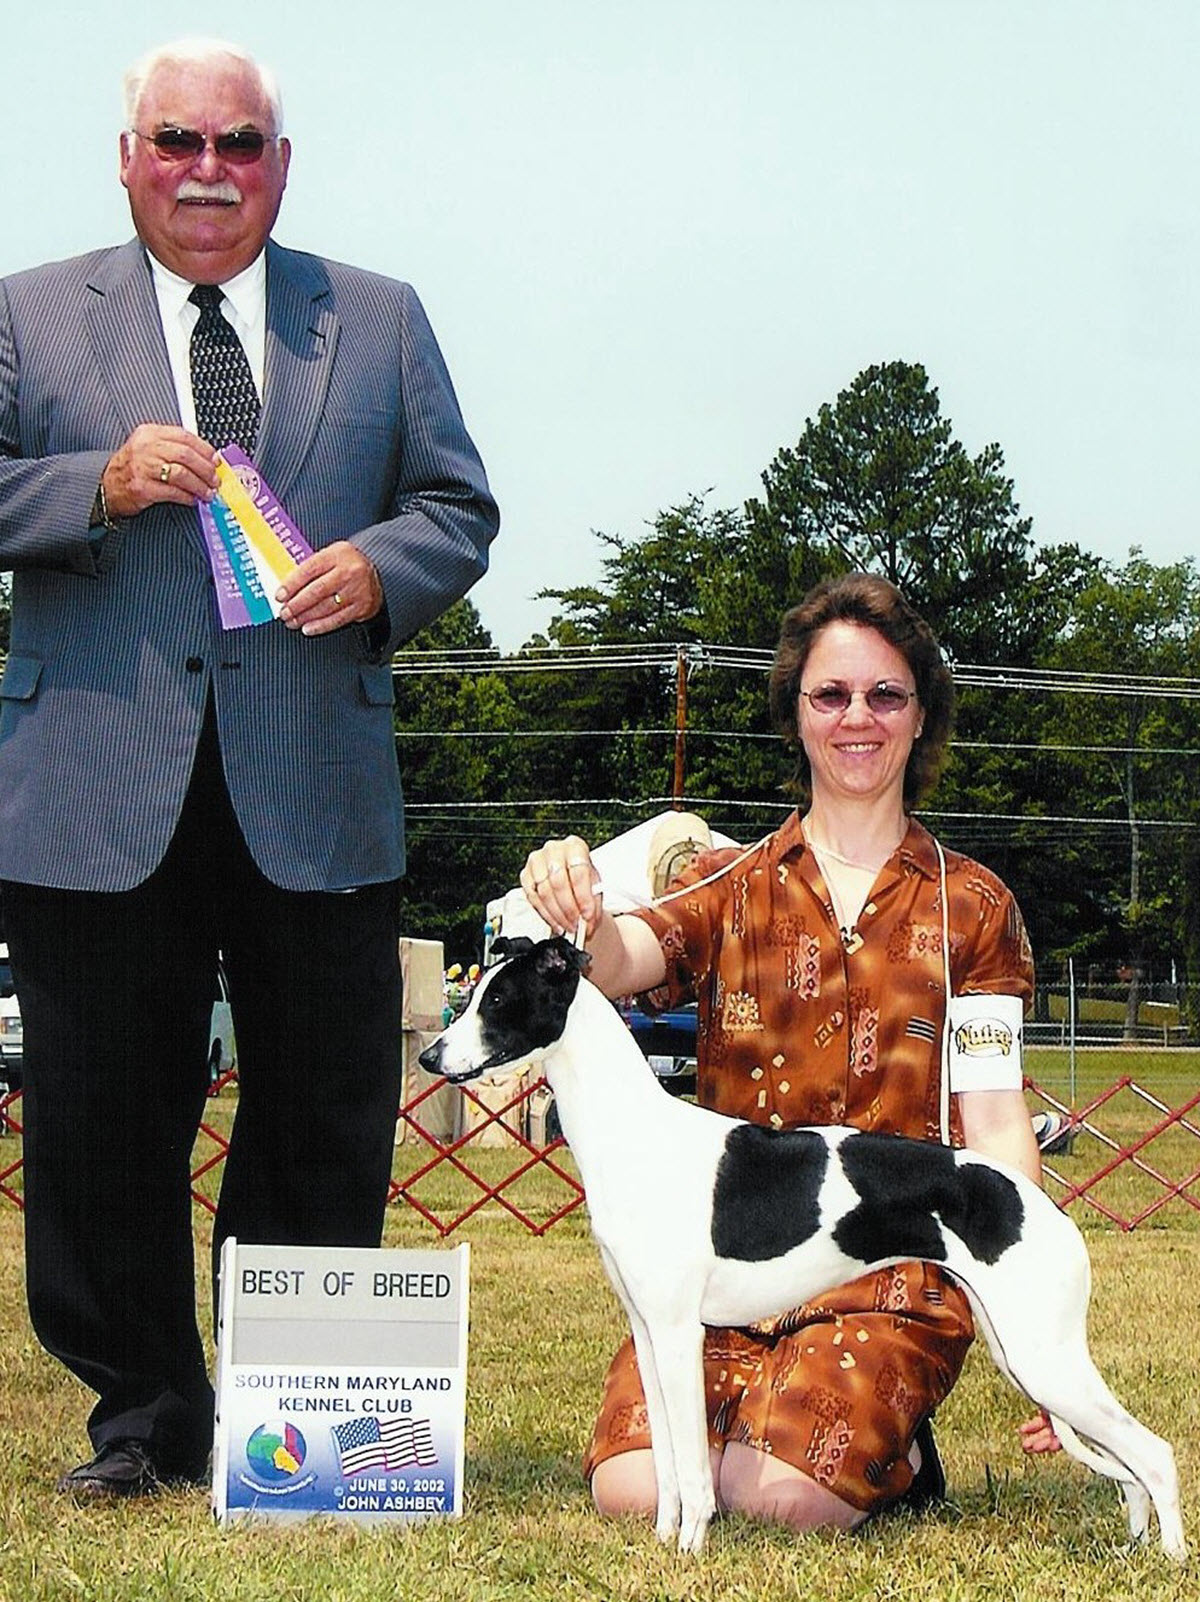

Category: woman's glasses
[801, 682, 916, 716]
[132, 127, 270, 165]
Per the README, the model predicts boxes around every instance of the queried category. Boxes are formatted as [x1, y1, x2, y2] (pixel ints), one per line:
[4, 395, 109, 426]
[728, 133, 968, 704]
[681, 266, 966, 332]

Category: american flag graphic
[331, 1414, 438, 1477]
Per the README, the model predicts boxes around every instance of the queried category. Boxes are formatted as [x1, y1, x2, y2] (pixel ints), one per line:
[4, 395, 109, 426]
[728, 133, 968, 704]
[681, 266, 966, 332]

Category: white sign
[213, 1239, 469, 1524]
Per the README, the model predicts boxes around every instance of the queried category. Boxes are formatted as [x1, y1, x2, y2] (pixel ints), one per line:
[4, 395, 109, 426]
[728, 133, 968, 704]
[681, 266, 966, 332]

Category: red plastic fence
[389, 1076, 584, 1235]
[1, 1071, 1198, 1233]
[1025, 1074, 1200, 1231]
[0, 1093, 20, 1211]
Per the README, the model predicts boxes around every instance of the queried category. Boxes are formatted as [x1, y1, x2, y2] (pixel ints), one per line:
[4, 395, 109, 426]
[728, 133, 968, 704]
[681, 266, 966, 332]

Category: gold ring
[567, 858, 589, 868]
[159, 462, 172, 483]
[333, 591, 344, 607]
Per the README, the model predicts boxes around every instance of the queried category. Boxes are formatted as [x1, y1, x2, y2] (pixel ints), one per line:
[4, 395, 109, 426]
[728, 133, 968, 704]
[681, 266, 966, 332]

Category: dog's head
[419, 936, 592, 1084]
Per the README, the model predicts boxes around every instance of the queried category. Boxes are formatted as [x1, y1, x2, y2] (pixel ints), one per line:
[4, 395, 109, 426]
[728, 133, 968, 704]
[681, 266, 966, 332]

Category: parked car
[618, 1000, 698, 1096]
[0, 943, 22, 1097]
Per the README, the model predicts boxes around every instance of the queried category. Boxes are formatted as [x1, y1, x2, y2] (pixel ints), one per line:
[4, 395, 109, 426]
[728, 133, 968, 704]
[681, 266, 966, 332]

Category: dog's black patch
[710, 1124, 828, 1261]
[833, 1134, 1025, 1268]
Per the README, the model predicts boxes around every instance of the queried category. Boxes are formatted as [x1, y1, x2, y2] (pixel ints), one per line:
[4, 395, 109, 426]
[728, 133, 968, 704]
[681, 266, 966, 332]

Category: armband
[946, 993, 1024, 1092]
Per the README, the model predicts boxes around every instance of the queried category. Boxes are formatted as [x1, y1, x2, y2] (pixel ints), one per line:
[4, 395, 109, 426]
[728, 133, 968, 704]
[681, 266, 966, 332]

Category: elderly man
[0, 37, 498, 1499]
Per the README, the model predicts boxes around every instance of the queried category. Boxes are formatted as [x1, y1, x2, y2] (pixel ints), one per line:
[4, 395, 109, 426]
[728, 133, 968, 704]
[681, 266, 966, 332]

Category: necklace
[801, 818, 906, 872]
[802, 818, 903, 948]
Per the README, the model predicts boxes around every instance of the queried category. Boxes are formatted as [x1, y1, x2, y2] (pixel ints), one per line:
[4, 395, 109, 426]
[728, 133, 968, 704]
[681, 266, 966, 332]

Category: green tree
[539, 495, 743, 645]
[533, 497, 775, 809]
[1045, 552, 1200, 1023]
[745, 360, 1068, 665]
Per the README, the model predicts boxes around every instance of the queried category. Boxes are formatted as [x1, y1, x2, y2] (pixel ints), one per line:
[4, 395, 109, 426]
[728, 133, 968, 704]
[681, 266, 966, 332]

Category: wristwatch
[89, 477, 119, 532]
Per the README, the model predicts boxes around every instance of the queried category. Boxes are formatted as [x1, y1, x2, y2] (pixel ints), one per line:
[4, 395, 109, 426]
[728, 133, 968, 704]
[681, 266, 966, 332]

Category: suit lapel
[257, 242, 340, 501]
[84, 241, 182, 436]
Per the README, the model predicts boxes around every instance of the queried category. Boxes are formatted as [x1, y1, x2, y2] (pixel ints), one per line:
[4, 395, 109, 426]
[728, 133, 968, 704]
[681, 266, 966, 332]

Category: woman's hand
[520, 836, 603, 941]
[1020, 1411, 1062, 1455]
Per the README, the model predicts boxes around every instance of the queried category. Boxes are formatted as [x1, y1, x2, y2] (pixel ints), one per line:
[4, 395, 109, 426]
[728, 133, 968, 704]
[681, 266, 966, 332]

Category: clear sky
[6, 0, 1197, 652]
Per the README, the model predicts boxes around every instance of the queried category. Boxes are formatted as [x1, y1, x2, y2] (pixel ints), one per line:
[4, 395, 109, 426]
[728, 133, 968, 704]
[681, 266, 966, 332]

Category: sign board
[213, 1239, 469, 1525]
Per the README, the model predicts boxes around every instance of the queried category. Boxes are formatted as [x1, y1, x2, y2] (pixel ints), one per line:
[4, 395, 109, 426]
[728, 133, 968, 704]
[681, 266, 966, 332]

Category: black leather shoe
[56, 1440, 175, 1501]
[898, 1417, 946, 1513]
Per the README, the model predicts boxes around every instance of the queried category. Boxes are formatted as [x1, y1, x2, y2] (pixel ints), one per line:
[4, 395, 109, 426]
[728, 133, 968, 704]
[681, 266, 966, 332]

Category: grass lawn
[0, 1111, 1197, 1602]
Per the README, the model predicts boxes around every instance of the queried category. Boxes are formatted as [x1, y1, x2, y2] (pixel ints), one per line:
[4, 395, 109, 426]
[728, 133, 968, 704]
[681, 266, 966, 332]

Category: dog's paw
[672, 1499, 711, 1550]
[677, 1508, 711, 1554]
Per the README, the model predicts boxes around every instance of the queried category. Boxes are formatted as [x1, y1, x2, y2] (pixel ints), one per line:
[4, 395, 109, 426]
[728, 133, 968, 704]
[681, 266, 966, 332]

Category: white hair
[123, 37, 284, 134]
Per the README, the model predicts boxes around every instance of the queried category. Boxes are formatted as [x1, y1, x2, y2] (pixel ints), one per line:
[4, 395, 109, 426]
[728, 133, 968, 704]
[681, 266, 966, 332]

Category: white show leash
[935, 837, 952, 1146]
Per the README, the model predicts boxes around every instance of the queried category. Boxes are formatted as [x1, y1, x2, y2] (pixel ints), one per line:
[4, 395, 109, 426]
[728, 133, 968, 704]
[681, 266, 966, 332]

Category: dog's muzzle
[419, 1037, 526, 1084]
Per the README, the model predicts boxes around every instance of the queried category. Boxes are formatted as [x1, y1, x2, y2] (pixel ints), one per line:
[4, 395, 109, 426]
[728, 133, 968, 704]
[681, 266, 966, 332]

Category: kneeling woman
[521, 572, 1050, 1532]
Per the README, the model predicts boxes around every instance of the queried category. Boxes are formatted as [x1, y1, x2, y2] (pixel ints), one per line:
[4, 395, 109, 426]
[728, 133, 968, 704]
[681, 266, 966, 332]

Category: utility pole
[672, 646, 687, 807]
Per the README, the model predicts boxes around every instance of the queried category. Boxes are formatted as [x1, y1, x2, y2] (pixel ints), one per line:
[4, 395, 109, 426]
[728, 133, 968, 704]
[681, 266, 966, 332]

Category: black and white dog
[420, 937, 1185, 1559]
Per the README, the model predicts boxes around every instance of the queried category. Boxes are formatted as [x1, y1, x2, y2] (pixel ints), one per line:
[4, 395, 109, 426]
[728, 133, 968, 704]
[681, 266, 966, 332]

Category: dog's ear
[491, 936, 534, 961]
[536, 936, 593, 978]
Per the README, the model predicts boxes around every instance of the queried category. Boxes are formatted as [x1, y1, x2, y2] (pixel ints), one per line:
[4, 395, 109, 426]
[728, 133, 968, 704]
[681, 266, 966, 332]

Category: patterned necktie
[189, 283, 260, 454]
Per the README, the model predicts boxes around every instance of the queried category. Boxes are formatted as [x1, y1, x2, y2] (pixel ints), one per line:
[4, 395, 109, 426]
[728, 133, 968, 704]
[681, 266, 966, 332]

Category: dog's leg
[1049, 1415, 1153, 1546]
[964, 1283, 1186, 1562]
[1044, 1387, 1183, 1560]
[600, 1245, 715, 1550]
[599, 1247, 680, 1541]
[630, 1314, 714, 1553]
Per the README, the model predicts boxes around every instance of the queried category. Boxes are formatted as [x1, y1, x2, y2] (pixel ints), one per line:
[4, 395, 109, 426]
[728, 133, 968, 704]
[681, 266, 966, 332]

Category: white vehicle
[208, 962, 236, 1087]
[0, 942, 22, 1097]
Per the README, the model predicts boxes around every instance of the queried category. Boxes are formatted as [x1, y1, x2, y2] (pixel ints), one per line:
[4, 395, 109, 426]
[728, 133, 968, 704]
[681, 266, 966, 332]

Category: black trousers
[3, 705, 403, 1473]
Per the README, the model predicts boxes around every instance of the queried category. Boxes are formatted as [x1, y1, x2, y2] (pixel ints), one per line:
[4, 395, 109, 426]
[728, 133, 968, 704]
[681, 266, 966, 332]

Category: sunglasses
[133, 127, 271, 165]
[802, 682, 917, 716]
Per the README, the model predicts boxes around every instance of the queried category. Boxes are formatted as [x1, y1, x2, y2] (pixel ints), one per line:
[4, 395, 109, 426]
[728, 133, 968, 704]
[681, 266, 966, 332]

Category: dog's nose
[419, 1040, 444, 1073]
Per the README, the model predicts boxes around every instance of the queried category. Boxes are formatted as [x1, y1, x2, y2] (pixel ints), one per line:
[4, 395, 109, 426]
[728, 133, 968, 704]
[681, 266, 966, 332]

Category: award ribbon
[197, 448, 315, 630]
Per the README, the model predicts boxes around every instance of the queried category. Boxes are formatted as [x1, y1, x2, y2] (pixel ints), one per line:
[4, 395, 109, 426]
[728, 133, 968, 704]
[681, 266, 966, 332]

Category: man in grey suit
[0, 37, 498, 1499]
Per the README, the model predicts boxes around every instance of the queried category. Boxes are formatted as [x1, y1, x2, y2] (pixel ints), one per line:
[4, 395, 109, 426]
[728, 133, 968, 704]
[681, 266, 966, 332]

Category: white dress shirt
[147, 251, 267, 435]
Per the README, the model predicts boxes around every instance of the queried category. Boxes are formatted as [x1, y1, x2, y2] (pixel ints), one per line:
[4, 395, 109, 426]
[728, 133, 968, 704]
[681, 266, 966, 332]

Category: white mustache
[175, 179, 242, 204]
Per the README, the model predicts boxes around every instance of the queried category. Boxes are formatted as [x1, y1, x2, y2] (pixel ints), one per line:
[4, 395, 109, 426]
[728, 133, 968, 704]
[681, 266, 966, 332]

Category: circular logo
[234, 464, 263, 500]
[245, 1420, 307, 1483]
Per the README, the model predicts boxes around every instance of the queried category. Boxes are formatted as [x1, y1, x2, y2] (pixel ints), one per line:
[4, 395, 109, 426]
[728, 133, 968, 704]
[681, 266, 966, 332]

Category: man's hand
[101, 424, 219, 517]
[275, 541, 384, 635]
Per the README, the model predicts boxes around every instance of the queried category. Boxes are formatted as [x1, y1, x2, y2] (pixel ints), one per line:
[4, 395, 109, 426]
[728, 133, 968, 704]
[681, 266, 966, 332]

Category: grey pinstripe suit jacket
[0, 238, 498, 892]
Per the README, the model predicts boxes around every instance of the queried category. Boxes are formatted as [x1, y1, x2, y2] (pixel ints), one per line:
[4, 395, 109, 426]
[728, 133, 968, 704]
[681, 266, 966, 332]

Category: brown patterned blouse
[631, 811, 1034, 1146]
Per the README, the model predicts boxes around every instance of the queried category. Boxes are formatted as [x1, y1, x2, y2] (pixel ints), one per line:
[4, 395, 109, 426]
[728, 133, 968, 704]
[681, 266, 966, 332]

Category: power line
[389, 642, 1200, 699]
[394, 727, 1200, 758]
[402, 796, 1200, 829]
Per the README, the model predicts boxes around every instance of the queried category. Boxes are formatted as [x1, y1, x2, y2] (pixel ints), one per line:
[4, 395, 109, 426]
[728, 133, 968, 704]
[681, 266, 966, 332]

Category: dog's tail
[1046, 1415, 1137, 1484]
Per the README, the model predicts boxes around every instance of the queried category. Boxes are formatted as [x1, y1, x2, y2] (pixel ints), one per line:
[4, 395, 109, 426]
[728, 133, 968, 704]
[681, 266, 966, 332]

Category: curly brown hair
[767, 573, 954, 809]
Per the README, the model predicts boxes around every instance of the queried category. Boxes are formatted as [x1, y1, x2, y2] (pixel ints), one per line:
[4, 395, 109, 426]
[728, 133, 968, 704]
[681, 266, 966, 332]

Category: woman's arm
[958, 1084, 1061, 1455]
[956, 1086, 1042, 1183]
